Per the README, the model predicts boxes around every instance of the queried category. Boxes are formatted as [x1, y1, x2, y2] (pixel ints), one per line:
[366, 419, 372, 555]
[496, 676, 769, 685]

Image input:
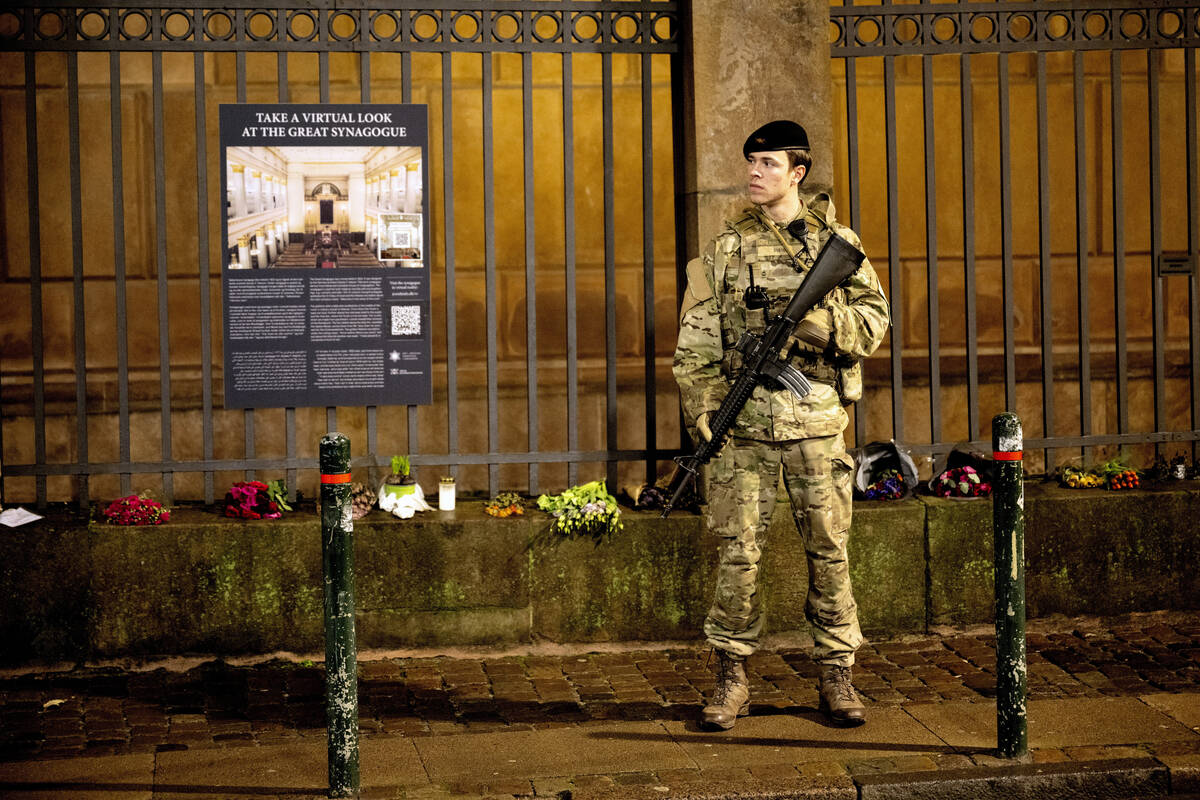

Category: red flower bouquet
[223, 480, 281, 520]
[102, 494, 170, 525]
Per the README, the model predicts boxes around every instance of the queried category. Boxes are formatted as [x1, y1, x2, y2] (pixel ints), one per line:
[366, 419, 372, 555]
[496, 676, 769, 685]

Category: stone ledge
[1, 482, 1198, 664]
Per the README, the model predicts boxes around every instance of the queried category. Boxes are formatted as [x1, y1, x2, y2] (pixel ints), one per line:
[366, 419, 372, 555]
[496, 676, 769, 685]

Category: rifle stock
[661, 232, 865, 518]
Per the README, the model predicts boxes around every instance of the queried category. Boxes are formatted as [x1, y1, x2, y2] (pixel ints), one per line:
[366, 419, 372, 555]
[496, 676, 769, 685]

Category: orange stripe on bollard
[320, 473, 352, 484]
[993, 451, 1022, 461]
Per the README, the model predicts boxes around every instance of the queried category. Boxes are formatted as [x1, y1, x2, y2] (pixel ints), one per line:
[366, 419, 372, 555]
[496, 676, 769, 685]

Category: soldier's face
[746, 151, 804, 207]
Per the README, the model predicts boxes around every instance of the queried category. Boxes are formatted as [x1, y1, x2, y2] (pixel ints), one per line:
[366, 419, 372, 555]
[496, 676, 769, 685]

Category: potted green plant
[380, 455, 416, 503]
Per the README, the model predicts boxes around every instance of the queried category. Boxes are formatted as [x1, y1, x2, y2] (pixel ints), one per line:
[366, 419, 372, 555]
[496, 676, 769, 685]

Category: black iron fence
[0, 1, 683, 506]
[4, 0, 1199, 508]
[830, 0, 1200, 474]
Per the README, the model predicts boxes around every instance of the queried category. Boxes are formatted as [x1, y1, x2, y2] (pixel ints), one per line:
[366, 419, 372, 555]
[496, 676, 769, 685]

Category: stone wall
[4, 482, 1197, 665]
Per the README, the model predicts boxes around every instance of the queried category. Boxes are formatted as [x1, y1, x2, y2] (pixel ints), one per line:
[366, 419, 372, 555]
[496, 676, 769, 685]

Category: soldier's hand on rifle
[696, 412, 714, 441]
[791, 307, 834, 354]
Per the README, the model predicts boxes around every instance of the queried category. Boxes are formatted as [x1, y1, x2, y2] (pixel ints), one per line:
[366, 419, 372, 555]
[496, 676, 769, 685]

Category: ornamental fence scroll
[0, 2, 679, 53]
[831, 0, 1200, 57]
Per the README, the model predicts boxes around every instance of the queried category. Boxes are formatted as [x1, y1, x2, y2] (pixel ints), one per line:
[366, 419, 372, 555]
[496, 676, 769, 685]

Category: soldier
[672, 120, 889, 729]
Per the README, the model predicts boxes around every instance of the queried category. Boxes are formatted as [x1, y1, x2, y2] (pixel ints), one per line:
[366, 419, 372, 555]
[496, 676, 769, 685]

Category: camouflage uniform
[673, 193, 889, 667]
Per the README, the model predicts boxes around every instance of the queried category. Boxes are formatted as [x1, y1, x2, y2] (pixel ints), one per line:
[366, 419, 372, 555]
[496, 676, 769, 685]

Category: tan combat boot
[701, 650, 750, 730]
[819, 664, 866, 727]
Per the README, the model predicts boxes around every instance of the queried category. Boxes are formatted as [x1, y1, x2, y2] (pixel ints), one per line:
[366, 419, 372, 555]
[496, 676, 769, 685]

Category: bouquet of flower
[485, 492, 524, 517]
[102, 494, 170, 525]
[933, 465, 992, 498]
[863, 469, 905, 500]
[536, 480, 622, 538]
[349, 482, 377, 519]
[223, 480, 281, 519]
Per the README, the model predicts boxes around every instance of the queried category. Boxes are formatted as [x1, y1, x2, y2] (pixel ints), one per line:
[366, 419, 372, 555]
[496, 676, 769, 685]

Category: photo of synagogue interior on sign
[223, 145, 424, 271]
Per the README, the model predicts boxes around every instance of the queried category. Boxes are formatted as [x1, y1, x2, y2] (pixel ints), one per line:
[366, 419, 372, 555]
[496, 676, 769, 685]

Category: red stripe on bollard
[320, 473, 352, 484]
[992, 451, 1023, 461]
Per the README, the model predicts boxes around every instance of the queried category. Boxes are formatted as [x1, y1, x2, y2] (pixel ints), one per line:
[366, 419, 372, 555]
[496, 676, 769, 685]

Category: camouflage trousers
[703, 433, 863, 667]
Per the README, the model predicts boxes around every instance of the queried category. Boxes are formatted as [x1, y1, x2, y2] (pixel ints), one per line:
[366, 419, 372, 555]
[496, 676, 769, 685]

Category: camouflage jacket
[672, 194, 890, 442]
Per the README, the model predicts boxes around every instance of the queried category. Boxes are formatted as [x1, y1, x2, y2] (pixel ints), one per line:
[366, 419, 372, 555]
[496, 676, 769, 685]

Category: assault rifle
[661, 232, 866, 518]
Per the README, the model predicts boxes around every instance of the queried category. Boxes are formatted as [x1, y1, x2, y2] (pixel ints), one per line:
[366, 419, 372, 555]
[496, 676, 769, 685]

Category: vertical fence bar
[483, 52, 499, 496]
[992, 412, 1027, 759]
[153, 51, 174, 502]
[24, 52, 47, 508]
[961, 53, 979, 442]
[237, 51, 246, 102]
[196, 52, 215, 503]
[68, 52, 89, 510]
[883, 55, 903, 440]
[922, 52, 941, 444]
[238, 46, 254, 481]
[670, 20, 688, 458]
[564, 52, 580, 487]
[1149, 50, 1165, 435]
[1112, 50, 1128, 435]
[360, 51, 370, 103]
[403, 51, 419, 467]
[320, 51, 329, 104]
[845, 57, 866, 446]
[442, 52, 459, 478]
[321, 47, 336, 436]
[110, 51, 133, 498]
[1074, 51, 1091, 457]
[603, 51, 618, 489]
[362, 51, 376, 484]
[278, 51, 289, 102]
[319, 433, 359, 798]
[1036, 52, 1054, 470]
[999, 53, 1016, 410]
[523, 51, 540, 492]
[641, 51, 657, 486]
[1188, 48, 1200, 456]
[279, 54, 296, 501]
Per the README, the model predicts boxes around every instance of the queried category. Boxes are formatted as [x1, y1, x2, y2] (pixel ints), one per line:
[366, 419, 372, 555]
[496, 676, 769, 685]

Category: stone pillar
[230, 164, 248, 219]
[265, 223, 278, 264]
[288, 167, 305, 233]
[404, 162, 421, 214]
[678, 0, 834, 260]
[389, 168, 401, 211]
[348, 166, 366, 234]
[237, 235, 250, 270]
[254, 228, 267, 267]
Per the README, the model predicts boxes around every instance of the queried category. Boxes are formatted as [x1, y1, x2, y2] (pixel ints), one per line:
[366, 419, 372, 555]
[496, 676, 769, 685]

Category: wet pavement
[1, 611, 1199, 798]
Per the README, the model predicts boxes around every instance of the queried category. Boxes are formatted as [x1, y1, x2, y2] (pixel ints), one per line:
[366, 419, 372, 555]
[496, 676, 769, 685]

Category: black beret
[743, 120, 810, 158]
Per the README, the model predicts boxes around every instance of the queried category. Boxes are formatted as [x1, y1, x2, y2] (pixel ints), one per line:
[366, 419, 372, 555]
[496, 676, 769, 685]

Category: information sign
[219, 103, 432, 409]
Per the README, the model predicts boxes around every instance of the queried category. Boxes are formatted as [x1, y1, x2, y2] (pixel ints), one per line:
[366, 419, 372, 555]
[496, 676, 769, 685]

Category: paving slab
[662, 706, 949, 768]
[153, 738, 427, 799]
[905, 697, 1200, 750]
[0, 752, 155, 800]
[1141, 692, 1200, 733]
[414, 720, 694, 782]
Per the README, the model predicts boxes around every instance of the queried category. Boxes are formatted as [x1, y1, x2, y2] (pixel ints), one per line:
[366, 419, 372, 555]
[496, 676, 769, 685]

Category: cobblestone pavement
[2, 611, 1199, 766]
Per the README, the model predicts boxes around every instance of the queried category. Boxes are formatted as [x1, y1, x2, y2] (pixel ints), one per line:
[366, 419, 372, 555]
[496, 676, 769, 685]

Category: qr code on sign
[390, 305, 421, 336]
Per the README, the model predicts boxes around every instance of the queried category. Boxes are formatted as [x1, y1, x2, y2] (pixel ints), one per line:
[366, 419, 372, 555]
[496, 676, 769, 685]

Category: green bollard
[992, 412, 1028, 759]
[320, 433, 360, 798]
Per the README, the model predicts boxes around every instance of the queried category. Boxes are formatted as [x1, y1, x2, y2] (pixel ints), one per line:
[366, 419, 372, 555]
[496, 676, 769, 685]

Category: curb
[573, 758, 1178, 800]
[855, 757, 1167, 800]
